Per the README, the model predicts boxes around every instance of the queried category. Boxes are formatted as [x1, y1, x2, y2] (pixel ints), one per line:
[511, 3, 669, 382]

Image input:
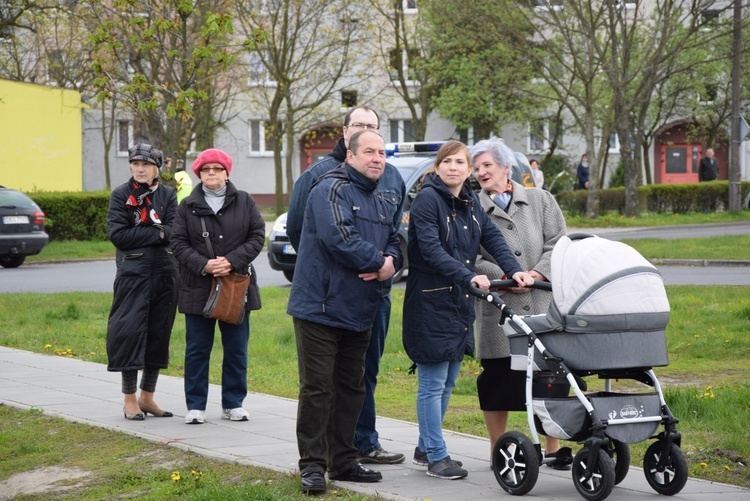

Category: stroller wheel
[572, 447, 615, 501]
[492, 431, 539, 496]
[606, 439, 630, 485]
[643, 441, 688, 496]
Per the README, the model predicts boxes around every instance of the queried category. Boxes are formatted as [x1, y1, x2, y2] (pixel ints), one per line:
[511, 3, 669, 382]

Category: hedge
[25, 181, 750, 241]
[30, 191, 111, 241]
[556, 181, 750, 216]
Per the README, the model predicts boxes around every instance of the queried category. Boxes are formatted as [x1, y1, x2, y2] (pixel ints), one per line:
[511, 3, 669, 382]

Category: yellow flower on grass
[700, 462, 708, 468]
[171, 471, 181, 482]
[45, 344, 51, 349]
[694, 334, 699, 339]
[724, 465, 730, 471]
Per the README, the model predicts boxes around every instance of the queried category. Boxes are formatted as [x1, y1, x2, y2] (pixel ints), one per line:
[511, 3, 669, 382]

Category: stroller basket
[533, 391, 662, 443]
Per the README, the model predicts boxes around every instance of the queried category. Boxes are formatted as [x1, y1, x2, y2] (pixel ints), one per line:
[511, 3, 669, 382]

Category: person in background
[471, 138, 572, 470]
[106, 143, 178, 421]
[173, 157, 193, 204]
[698, 147, 719, 182]
[402, 140, 534, 481]
[171, 148, 265, 426]
[286, 106, 406, 466]
[529, 158, 544, 189]
[287, 130, 402, 494]
[576, 154, 589, 190]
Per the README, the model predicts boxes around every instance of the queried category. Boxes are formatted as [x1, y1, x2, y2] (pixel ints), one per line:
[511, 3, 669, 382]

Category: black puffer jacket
[170, 181, 265, 315]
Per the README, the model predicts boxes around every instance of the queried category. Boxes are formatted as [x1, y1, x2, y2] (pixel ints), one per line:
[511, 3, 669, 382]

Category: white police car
[267, 141, 536, 282]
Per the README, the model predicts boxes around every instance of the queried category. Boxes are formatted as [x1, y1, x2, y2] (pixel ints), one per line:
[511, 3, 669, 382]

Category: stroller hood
[509, 235, 670, 371]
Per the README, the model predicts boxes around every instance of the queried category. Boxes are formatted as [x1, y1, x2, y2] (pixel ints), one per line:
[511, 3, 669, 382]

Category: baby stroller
[469, 234, 687, 501]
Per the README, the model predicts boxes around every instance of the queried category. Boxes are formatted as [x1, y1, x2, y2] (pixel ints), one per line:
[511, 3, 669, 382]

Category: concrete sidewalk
[1, 346, 747, 501]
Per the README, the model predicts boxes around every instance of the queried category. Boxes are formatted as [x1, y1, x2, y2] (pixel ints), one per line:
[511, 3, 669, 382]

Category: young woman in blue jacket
[402, 140, 534, 480]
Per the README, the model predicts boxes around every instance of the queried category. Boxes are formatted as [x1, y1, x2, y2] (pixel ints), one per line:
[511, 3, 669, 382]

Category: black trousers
[293, 317, 370, 476]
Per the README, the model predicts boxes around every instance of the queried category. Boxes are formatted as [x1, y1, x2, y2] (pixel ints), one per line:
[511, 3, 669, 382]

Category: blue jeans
[354, 293, 391, 454]
[184, 313, 250, 410]
[416, 360, 462, 463]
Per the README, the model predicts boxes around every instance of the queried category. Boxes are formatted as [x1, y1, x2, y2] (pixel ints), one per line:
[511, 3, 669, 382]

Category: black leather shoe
[300, 471, 326, 494]
[329, 463, 382, 483]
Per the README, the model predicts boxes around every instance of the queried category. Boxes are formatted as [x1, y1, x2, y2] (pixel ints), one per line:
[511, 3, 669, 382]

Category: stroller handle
[468, 279, 552, 299]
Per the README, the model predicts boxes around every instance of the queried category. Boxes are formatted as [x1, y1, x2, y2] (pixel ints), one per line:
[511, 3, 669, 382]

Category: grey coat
[474, 181, 566, 359]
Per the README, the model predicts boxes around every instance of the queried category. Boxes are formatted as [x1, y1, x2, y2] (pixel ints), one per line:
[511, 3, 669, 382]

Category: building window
[249, 120, 277, 155]
[388, 48, 420, 83]
[405, 0, 418, 12]
[528, 117, 562, 152]
[117, 120, 148, 156]
[698, 83, 718, 105]
[248, 51, 275, 86]
[341, 90, 357, 108]
[390, 119, 415, 143]
[533, 0, 565, 13]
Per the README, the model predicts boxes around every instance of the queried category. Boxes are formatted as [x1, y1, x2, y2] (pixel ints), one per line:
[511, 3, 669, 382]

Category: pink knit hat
[192, 149, 233, 176]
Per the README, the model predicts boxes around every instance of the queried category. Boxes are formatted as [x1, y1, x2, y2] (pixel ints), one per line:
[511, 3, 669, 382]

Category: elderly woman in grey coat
[470, 138, 572, 469]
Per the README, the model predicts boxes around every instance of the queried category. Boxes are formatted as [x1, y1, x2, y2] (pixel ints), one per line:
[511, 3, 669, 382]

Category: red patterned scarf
[125, 178, 162, 226]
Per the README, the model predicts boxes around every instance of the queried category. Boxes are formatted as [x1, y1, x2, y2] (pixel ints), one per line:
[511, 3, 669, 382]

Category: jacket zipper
[472, 214, 482, 237]
[421, 286, 453, 293]
[445, 216, 451, 242]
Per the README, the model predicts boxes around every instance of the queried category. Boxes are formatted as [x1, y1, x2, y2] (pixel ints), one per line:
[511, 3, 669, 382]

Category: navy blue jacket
[287, 137, 405, 254]
[402, 173, 522, 364]
[287, 163, 403, 332]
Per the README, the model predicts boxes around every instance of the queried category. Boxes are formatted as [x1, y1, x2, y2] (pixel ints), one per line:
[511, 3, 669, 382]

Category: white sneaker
[185, 409, 205, 424]
[222, 407, 249, 421]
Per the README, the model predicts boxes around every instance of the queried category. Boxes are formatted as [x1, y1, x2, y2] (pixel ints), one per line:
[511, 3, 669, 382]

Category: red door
[660, 144, 700, 184]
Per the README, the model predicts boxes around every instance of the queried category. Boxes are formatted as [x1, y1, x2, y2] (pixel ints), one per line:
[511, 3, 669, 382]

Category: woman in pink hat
[171, 148, 266, 425]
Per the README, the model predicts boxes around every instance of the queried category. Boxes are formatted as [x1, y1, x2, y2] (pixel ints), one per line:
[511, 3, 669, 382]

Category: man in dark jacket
[287, 130, 402, 494]
[698, 148, 719, 182]
[287, 107, 407, 468]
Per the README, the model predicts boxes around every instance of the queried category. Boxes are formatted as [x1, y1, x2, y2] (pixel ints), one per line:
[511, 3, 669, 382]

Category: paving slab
[1, 346, 747, 501]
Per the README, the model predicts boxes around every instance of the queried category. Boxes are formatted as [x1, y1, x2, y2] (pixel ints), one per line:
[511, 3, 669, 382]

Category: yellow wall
[0, 79, 83, 192]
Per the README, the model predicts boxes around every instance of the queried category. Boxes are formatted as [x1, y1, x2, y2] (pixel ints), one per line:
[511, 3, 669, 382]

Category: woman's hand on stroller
[511, 271, 535, 289]
[470, 274, 492, 291]
[509, 270, 545, 294]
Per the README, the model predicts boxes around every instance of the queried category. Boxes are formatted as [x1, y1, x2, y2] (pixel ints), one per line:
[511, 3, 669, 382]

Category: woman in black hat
[106, 143, 178, 420]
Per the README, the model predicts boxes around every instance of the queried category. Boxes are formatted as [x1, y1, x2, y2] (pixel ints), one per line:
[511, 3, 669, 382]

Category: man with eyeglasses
[287, 107, 407, 467]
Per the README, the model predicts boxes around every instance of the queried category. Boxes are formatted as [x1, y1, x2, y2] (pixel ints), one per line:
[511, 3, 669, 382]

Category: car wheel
[0, 255, 26, 268]
[283, 269, 294, 283]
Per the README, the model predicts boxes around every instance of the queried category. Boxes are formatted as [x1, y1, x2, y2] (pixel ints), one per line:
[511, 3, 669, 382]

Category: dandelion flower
[45, 344, 51, 349]
[724, 465, 730, 471]
[694, 335, 699, 339]
[700, 462, 708, 468]
[171, 471, 181, 482]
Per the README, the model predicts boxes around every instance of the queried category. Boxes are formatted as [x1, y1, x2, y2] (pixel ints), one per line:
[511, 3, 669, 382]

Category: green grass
[566, 209, 750, 228]
[1, 285, 749, 488]
[0, 406, 376, 500]
[622, 235, 750, 260]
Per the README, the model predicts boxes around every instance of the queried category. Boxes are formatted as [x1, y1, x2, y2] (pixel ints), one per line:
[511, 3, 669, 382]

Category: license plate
[2, 215, 29, 224]
[282, 244, 296, 255]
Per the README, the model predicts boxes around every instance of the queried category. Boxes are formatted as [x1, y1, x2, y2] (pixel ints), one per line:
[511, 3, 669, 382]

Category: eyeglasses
[200, 166, 226, 173]
[347, 122, 379, 131]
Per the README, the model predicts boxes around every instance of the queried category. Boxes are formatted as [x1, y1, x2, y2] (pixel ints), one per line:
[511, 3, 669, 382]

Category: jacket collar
[479, 180, 527, 217]
[329, 137, 347, 163]
[322, 162, 379, 192]
[422, 172, 474, 204]
[185, 180, 239, 215]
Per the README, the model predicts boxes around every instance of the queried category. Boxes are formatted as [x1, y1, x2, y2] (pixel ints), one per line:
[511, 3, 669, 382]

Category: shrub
[30, 191, 110, 241]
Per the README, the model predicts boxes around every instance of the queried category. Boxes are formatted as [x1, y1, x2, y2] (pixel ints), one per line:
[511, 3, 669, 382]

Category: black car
[268, 141, 536, 282]
[0, 187, 49, 268]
